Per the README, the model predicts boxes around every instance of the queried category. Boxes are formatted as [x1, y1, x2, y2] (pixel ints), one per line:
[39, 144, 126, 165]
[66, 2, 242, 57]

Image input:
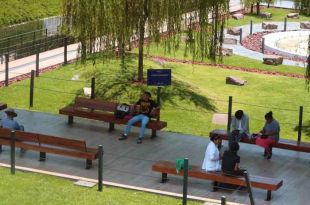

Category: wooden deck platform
[0, 109, 309, 205]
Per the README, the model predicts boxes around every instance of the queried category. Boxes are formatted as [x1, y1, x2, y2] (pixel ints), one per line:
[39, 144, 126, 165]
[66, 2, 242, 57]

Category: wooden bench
[0, 103, 7, 110]
[210, 129, 310, 153]
[152, 161, 283, 201]
[0, 128, 100, 169]
[59, 97, 167, 138]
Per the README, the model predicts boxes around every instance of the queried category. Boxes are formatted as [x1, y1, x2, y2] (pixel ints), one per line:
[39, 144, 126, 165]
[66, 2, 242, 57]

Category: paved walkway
[0, 109, 309, 205]
[0, 43, 79, 82]
[224, 22, 307, 68]
[261, 1, 295, 9]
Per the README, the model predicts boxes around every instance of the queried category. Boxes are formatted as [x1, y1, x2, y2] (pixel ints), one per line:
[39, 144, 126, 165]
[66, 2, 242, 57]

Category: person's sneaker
[137, 138, 143, 144]
[118, 134, 128, 140]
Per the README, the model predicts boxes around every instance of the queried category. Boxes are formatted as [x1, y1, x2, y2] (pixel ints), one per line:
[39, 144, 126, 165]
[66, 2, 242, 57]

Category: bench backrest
[36, 133, 87, 152]
[74, 97, 117, 112]
[74, 97, 161, 121]
[0, 103, 7, 110]
[0, 128, 88, 152]
[152, 161, 283, 191]
[0, 127, 12, 138]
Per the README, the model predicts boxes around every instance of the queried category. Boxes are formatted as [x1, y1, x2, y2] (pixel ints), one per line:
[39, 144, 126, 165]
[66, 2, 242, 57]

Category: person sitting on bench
[119, 91, 158, 144]
[255, 111, 280, 159]
[202, 134, 222, 172]
[222, 141, 245, 176]
[0, 108, 24, 131]
[230, 110, 250, 142]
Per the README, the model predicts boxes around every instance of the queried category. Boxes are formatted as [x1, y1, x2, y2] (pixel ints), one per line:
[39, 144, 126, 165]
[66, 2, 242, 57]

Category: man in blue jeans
[119, 91, 158, 144]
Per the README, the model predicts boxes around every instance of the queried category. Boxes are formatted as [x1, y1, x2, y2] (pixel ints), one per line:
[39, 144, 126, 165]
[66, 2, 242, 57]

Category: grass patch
[1, 55, 309, 142]
[227, 7, 310, 27]
[0, 167, 201, 205]
[139, 42, 306, 76]
[0, 0, 62, 27]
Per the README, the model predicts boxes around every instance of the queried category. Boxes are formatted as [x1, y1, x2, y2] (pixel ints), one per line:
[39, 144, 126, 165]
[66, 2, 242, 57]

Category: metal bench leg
[151, 130, 157, 139]
[86, 159, 92, 169]
[68, 116, 73, 125]
[109, 123, 115, 132]
[266, 190, 272, 201]
[39, 152, 46, 161]
[161, 173, 168, 183]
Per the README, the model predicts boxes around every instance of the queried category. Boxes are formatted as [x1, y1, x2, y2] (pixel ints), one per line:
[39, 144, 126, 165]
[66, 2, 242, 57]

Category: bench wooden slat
[75, 97, 117, 112]
[0, 103, 7, 111]
[210, 129, 310, 153]
[152, 161, 283, 191]
[60, 103, 167, 130]
[0, 128, 99, 168]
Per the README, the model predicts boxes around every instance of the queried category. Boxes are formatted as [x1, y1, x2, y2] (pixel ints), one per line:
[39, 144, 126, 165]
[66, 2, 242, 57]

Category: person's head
[141, 91, 151, 101]
[229, 141, 240, 153]
[265, 111, 273, 123]
[5, 108, 17, 119]
[235, 110, 244, 120]
[210, 134, 221, 145]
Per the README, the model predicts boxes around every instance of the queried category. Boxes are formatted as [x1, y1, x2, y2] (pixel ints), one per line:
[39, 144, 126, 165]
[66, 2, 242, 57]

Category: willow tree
[62, 0, 229, 81]
[307, 35, 310, 90]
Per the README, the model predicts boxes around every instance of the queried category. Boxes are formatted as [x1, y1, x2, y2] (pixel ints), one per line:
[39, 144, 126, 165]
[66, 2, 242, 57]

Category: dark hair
[210, 134, 220, 142]
[229, 141, 239, 152]
[235, 110, 243, 119]
[144, 91, 151, 98]
[265, 111, 273, 120]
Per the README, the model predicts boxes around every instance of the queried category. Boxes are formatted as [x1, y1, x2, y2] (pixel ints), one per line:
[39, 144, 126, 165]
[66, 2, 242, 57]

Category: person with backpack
[119, 91, 158, 144]
[222, 141, 245, 176]
[230, 110, 250, 142]
[255, 111, 280, 159]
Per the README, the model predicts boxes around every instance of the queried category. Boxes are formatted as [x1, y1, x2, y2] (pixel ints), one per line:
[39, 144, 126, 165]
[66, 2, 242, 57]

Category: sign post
[147, 69, 171, 106]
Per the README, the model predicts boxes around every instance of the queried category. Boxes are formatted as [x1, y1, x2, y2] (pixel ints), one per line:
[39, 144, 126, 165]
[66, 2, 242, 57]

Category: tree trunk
[138, 18, 146, 82]
[137, 0, 148, 82]
[256, 2, 260, 15]
[250, 4, 254, 14]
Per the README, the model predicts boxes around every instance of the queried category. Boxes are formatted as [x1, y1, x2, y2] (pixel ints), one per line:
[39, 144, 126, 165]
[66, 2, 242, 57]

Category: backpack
[114, 103, 130, 119]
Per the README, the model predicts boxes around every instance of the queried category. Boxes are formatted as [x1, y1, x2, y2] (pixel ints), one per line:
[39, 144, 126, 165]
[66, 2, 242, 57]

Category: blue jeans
[124, 114, 149, 139]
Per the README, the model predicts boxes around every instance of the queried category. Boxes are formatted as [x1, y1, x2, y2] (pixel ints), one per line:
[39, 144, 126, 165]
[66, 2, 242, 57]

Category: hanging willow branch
[306, 35, 310, 91]
[62, 0, 229, 80]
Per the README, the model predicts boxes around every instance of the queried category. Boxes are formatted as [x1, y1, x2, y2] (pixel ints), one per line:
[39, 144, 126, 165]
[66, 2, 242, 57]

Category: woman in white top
[202, 135, 222, 171]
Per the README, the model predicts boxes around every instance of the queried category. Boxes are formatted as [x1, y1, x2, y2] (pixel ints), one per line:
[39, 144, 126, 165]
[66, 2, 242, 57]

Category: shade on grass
[0, 168, 202, 205]
[0, 56, 309, 142]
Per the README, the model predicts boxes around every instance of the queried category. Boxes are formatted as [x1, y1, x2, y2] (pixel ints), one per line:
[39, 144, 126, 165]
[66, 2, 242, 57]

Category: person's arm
[209, 145, 220, 161]
[234, 163, 240, 171]
[245, 114, 250, 133]
[231, 117, 237, 130]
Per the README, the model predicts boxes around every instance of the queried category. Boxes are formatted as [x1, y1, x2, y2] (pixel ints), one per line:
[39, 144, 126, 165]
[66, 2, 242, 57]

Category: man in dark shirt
[119, 91, 158, 144]
[222, 141, 245, 176]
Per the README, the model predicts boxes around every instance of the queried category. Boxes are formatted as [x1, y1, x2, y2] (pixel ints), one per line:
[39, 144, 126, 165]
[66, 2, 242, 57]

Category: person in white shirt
[230, 110, 250, 141]
[202, 135, 222, 172]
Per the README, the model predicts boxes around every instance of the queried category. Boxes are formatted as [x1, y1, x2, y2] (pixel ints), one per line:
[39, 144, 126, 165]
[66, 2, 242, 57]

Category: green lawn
[0, 0, 62, 26]
[227, 7, 310, 28]
[1, 56, 309, 142]
[0, 168, 201, 205]
[141, 43, 306, 76]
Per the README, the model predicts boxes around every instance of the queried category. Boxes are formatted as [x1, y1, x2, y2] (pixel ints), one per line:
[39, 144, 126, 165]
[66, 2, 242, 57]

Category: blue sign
[147, 69, 171, 86]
